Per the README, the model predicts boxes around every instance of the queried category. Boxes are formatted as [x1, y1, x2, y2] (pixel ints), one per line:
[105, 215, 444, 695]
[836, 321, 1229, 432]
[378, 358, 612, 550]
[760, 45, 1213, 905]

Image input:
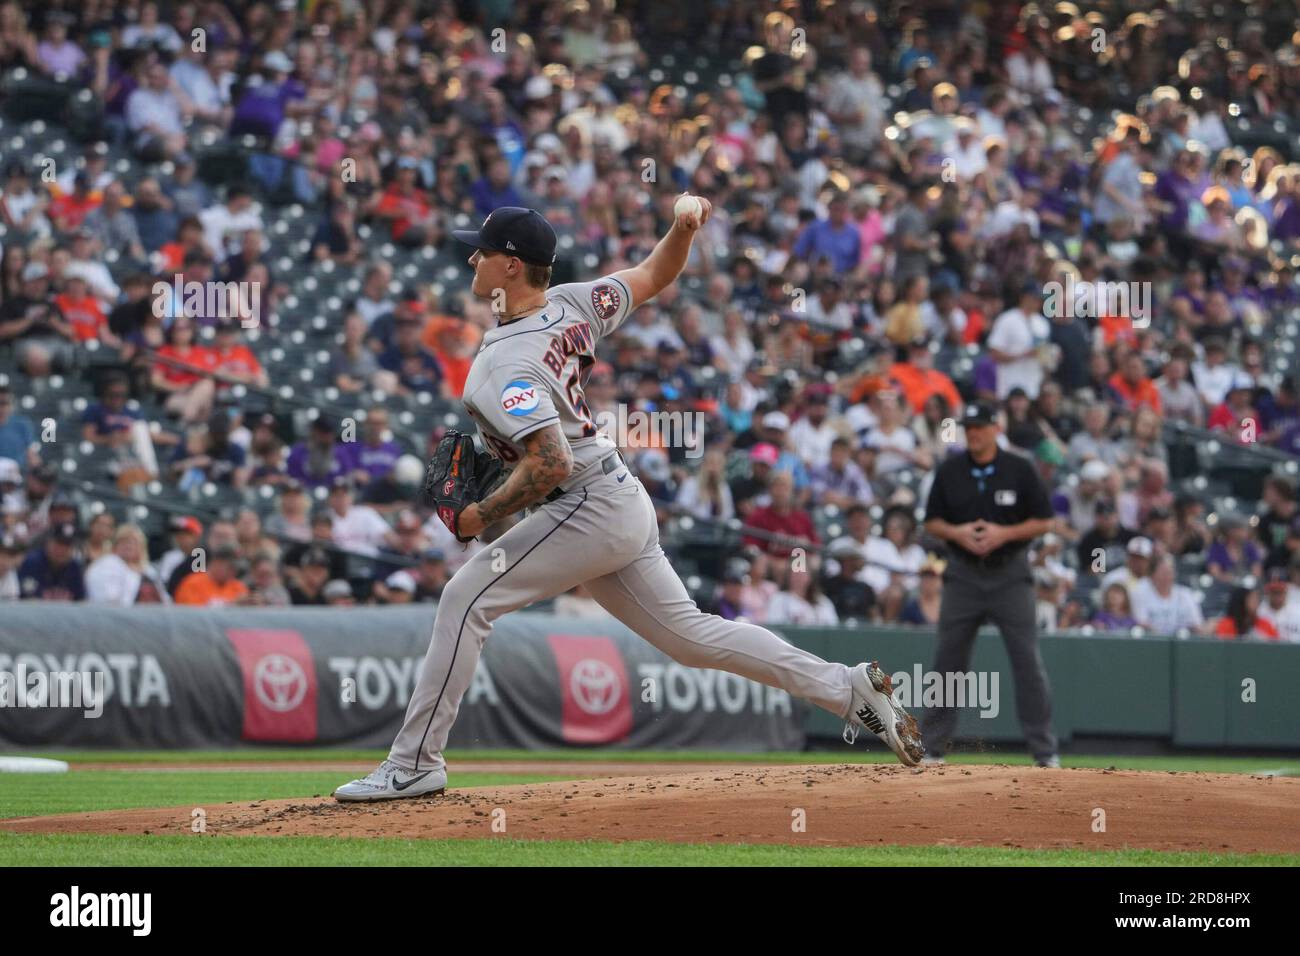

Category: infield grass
[1, 832, 1294, 867]
[2, 750, 1296, 824]
[2, 751, 1297, 866]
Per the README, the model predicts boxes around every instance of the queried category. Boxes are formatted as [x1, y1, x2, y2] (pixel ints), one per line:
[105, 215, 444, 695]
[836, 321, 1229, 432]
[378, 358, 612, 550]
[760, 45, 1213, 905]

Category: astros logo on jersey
[501, 380, 541, 416]
[591, 284, 621, 321]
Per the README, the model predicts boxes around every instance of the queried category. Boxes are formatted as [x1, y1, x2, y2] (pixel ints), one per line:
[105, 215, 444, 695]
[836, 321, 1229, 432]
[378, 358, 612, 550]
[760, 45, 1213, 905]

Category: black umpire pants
[922, 554, 1058, 760]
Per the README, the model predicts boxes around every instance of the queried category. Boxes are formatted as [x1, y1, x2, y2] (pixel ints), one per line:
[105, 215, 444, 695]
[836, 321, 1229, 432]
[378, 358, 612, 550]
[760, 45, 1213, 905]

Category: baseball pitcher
[335, 202, 923, 801]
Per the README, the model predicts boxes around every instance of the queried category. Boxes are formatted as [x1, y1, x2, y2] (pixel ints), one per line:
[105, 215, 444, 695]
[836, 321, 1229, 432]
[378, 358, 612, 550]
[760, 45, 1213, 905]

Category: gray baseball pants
[920, 556, 1058, 760]
[389, 468, 853, 772]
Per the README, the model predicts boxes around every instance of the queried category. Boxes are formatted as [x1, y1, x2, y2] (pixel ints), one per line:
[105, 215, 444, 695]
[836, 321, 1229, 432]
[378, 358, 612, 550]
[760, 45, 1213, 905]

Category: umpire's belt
[545, 452, 623, 503]
[949, 545, 1026, 571]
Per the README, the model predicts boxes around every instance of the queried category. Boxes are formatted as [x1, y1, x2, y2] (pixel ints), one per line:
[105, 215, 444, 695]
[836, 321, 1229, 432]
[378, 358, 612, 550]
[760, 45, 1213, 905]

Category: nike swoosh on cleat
[617, 472, 628, 482]
[392, 771, 433, 791]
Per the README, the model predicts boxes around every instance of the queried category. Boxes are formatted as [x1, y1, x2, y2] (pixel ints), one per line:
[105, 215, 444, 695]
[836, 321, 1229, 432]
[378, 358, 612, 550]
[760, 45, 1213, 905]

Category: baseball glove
[423, 429, 505, 542]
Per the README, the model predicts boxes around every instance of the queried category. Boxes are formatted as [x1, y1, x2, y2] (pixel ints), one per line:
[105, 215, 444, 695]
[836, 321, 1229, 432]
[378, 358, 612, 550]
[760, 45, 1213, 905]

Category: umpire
[921, 400, 1059, 767]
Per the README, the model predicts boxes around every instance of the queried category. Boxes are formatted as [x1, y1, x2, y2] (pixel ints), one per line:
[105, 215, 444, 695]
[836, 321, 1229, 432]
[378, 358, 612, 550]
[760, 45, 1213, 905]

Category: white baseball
[674, 194, 702, 220]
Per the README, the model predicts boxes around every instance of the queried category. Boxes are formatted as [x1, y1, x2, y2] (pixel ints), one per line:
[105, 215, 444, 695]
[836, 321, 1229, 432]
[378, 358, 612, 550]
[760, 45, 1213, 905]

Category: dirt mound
[7, 765, 1297, 853]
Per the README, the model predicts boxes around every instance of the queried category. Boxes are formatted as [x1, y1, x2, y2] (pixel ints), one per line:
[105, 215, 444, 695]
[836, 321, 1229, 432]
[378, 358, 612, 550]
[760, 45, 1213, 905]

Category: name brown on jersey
[541, 321, 596, 379]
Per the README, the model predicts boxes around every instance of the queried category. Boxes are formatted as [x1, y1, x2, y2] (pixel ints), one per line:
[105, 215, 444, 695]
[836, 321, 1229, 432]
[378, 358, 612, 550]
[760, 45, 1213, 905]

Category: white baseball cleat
[843, 661, 926, 767]
[333, 760, 447, 802]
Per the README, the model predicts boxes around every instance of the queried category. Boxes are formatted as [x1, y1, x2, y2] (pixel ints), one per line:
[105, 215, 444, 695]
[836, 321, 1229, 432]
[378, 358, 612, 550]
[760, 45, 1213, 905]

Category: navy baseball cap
[453, 207, 557, 267]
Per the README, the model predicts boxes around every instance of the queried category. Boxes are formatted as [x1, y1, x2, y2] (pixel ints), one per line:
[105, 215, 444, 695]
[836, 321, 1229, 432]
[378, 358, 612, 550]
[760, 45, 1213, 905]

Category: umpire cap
[961, 400, 998, 426]
[452, 207, 557, 267]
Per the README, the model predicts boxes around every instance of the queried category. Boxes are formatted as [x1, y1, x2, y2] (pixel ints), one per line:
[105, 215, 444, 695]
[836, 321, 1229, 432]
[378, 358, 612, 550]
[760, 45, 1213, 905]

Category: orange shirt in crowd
[1108, 372, 1162, 413]
[848, 372, 892, 406]
[375, 185, 430, 241]
[55, 293, 107, 342]
[49, 192, 101, 231]
[154, 344, 216, 387]
[890, 362, 963, 415]
[1213, 616, 1279, 640]
[157, 241, 187, 273]
[434, 353, 472, 397]
[1099, 313, 1139, 349]
[421, 315, 480, 397]
[960, 308, 986, 346]
[174, 571, 248, 607]
[212, 343, 263, 382]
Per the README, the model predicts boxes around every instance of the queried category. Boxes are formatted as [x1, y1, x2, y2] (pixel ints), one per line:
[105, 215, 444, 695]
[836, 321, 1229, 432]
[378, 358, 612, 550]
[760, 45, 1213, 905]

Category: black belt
[545, 453, 623, 503]
[949, 545, 1026, 570]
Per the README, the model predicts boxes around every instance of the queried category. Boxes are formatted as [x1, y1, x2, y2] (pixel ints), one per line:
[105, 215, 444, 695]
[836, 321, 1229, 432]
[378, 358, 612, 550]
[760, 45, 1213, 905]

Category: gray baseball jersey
[387, 274, 861, 775]
[460, 276, 632, 475]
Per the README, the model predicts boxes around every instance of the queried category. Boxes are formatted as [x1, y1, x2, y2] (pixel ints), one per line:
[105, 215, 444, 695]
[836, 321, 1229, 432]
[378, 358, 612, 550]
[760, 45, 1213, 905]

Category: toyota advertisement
[0, 604, 804, 751]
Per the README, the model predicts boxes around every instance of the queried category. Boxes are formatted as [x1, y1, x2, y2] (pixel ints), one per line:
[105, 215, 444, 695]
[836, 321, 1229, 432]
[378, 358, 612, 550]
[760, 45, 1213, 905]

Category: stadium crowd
[1, 0, 1299, 642]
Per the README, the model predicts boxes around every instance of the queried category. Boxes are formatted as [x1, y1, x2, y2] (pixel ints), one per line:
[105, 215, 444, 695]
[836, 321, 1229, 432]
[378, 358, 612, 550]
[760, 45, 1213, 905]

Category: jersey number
[483, 434, 520, 463]
[566, 371, 598, 438]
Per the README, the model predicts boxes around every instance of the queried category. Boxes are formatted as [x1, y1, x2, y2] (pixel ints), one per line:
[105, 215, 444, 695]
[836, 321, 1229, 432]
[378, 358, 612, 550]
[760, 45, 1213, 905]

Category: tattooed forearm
[475, 425, 573, 525]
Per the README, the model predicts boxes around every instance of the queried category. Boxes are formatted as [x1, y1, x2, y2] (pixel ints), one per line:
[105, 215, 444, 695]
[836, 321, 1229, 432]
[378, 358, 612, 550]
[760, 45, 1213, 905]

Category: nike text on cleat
[333, 760, 448, 802]
[843, 661, 926, 767]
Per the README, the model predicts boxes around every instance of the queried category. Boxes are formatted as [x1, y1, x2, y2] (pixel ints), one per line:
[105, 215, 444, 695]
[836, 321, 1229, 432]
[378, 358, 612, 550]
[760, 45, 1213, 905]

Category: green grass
[0, 771, 573, 820]
[10, 747, 1299, 775]
[3, 750, 1296, 866]
[3, 751, 1294, 826]
[1, 832, 1294, 866]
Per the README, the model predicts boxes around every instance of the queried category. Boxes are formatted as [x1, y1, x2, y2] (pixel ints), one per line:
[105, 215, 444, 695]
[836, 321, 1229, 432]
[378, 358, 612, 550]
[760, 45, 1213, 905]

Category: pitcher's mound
[5, 764, 1297, 854]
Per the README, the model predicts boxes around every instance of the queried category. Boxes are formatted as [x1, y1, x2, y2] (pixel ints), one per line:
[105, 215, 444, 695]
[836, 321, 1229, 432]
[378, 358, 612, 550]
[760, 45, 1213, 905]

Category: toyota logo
[252, 654, 308, 713]
[569, 658, 620, 716]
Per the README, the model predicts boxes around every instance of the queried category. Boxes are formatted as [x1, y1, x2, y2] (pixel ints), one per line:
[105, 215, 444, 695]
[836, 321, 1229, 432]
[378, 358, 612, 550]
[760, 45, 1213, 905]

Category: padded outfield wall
[0, 606, 1296, 752]
[782, 625, 1300, 751]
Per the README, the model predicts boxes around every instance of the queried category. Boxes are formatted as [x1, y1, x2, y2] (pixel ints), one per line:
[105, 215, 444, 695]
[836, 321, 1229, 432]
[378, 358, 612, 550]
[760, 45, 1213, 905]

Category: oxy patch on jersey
[501, 380, 541, 416]
[590, 283, 621, 321]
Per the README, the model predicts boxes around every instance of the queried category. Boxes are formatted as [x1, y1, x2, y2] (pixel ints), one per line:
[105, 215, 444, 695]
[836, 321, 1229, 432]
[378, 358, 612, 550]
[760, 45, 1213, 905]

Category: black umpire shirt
[924, 448, 1053, 564]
